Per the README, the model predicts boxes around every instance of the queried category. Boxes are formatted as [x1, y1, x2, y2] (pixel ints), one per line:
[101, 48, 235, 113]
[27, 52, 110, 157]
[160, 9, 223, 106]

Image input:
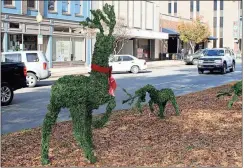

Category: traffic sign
[38, 34, 43, 44]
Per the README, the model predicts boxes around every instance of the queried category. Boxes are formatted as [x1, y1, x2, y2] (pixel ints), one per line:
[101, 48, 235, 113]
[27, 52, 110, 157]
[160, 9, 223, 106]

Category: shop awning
[208, 36, 218, 40]
[129, 29, 168, 40]
[162, 28, 179, 36]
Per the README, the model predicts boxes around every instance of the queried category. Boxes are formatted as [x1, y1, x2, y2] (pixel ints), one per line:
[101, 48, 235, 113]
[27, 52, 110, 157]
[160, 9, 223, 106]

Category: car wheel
[198, 69, 204, 74]
[221, 63, 227, 74]
[1, 83, 14, 106]
[27, 72, 37, 87]
[230, 61, 235, 72]
[192, 59, 198, 65]
[130, 66, 139, 74]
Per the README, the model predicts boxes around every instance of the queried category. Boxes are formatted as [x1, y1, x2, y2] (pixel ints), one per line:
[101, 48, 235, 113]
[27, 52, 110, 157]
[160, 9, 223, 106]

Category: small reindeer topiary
[41, 4, 117, 165]
[217, 80, 242, 108]
[122, 84, 180, 118]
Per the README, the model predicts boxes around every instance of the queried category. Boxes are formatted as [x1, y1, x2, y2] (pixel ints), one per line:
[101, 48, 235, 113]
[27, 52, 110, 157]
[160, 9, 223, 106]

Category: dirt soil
[1, 83, 242, 167]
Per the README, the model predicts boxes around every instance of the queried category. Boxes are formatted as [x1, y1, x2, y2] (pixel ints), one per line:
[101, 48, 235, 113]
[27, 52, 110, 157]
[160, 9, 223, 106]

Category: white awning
[129, 29, 169, 40]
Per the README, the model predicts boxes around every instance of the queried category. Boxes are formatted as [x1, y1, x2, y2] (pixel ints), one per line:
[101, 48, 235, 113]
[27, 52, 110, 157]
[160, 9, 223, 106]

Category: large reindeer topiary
[41, 4, 117, 165]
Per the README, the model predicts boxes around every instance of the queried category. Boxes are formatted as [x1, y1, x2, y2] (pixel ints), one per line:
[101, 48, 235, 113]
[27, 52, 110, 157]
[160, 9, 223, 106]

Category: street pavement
[1, 63, 242, 134]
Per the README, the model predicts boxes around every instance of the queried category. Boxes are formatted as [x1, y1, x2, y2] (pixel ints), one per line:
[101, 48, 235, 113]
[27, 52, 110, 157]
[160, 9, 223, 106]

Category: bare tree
[112, 17, 131, 55]
[78, 17, 131, 55]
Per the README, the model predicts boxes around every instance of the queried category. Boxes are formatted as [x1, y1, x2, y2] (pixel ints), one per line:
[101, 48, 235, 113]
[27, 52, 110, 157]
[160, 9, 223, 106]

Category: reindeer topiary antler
[80, 4, 116, 36]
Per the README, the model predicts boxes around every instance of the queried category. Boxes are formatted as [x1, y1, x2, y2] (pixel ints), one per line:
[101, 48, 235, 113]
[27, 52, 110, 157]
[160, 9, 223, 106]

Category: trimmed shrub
[123, 84, 180, 118]
[41, 4, 117, 165]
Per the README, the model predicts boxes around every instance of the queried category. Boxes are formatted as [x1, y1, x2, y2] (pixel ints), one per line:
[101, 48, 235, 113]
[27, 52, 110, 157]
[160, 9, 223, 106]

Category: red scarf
[91, 64, 117, 96]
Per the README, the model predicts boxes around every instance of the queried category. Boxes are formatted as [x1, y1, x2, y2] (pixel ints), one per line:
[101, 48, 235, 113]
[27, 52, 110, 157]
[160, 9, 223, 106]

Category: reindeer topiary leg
[135, 94, 147, 113]
[170, 96, 180, 116]
[70, 104, 96, 163]
[93, 96, 116, 128]
[41, 100, 61, 165]
[69, 106, 85, 147]
[158, 103, 166, 119]
[148, 99, 157, 117]
[83, 108, 96, 163]
[149, 100, 154, 113]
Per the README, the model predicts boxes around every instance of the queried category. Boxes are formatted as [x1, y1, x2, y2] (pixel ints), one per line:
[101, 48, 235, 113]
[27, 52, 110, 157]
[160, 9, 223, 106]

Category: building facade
[1, 0, 92, 67]
[90, 1, 168, 63]
[159, 0, 242, 54]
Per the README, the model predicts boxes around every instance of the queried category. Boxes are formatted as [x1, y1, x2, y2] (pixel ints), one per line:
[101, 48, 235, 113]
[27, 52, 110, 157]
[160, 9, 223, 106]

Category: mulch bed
[1, 82, 242, 167]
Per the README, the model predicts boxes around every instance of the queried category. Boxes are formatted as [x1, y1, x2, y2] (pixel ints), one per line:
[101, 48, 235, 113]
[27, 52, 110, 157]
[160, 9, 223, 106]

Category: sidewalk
[49, 60, 185, 78]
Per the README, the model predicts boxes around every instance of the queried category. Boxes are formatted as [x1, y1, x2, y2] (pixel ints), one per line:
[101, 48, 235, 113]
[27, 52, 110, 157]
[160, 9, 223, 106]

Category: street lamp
[36, 12, 43, 51]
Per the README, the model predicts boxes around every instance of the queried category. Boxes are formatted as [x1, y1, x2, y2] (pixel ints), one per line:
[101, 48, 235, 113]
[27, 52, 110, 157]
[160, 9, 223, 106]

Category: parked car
[88, 55, 147, 74]
[1, 62, 27, 106]
[184, 49, 207, 65]
[2, 51, 51, 87]
[109, 55, 147, 73]
[197, 48, 236, 74]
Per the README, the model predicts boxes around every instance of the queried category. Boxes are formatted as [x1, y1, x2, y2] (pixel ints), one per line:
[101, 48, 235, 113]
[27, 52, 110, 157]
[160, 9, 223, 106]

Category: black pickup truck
[1, 62, 27, 106]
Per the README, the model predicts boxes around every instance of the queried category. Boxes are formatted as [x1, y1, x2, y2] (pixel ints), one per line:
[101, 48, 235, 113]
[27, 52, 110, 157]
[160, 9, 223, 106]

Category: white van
[2, 51, 51, 87]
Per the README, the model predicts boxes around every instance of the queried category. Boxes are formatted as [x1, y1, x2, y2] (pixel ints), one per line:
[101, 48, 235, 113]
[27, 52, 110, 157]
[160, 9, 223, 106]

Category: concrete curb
[49, 61, 186, 79]
[49, 59, 243, 79]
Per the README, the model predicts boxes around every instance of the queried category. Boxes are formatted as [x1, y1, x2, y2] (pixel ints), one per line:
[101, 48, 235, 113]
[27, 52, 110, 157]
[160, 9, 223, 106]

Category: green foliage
[177, 16, 210, 53]
[217, 80, 242, 108]
[122, 84, 180, 119]
[41, 4, 116, 165]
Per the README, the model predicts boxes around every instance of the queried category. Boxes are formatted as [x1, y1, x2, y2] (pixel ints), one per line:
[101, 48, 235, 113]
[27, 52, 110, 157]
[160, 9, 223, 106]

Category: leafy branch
[217, 80, 242, 108]
[122, 88, 139, 106]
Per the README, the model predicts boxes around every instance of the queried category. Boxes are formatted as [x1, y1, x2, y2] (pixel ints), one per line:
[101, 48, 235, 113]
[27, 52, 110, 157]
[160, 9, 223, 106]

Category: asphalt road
[1, 63, 242, 134]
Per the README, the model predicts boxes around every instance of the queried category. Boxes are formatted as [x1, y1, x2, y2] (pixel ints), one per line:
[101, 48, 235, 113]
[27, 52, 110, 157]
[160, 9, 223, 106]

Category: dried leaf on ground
[1, 83, 242, 167]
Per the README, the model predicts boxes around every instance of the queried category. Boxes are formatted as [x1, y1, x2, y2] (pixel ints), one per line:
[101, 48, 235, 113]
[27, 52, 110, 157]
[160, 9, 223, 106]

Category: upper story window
[190, 0, 193, 12]
[168, 2, 172, 14]
[214, 0, 217, 11]
[219, 38, 223, 48]
[75, 1, 83, 15]
[220, 17, 223, 28]
[62, 0, 70, 14]
[213, 17, 217, 28]
[220, 0, 223, 10]
[10, 23, 19, 28]
[174, 2, 177, 14]
[4, 0, 14, 6]
[48, 0, 57, 11]
[27, 0, 36, 9]
[196, 0, 200, 12]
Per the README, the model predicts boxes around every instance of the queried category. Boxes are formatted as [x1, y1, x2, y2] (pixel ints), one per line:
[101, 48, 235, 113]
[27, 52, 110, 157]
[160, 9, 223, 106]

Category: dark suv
[1, 62, 27, 106]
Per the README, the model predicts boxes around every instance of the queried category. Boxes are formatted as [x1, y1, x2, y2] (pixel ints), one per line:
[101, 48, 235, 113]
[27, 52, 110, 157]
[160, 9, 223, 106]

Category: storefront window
[52, 37, 86, 62]
[24, 35, 37, 50]
[8, 34, 38, 51]
[136, 39, 151, 59]
[8, 34, 22, 51]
